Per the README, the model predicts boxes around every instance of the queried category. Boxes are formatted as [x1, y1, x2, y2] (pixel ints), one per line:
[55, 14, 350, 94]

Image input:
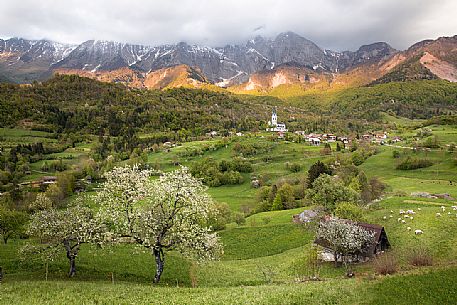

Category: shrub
[271, 193, 284, 211]
[292, 184, 305, 200]
[368, 177, 386, 201]
[277, 183, 295, 209]
[232, 158, 253, 173]
[190, 158, 245, 186]
[234, 213, 246, 226]
[396, 157, 433, 170]
[286, 162, 302, 173]
[392, 150, 401, 158]
[416, 128, 432, 138]
[262, 216, 272, 224]
[407, 247, 433, 266]
[233, 142, 274, 157]
[207, 203, 233, 231]
[350, 151, 364, 166]
[334, 202, 364, 221]
[374, 253, 398, 275]
[220, 171, 244, 185]
[422, 136, 440, 148]
[448, 143, 455, 152]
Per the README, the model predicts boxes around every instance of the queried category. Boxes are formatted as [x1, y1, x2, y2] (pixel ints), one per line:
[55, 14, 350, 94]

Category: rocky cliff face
[0, 38, 76, 82]
[1, 32, 456, 92]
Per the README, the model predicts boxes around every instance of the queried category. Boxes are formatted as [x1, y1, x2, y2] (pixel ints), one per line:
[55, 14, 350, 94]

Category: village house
[361, 134, 373, 141]
[206, 131, 218, 137]
[277, 131, 285, 139]
[392, 136, 402, 143]
[31, 176, 57, 188]
[374, 132, 388, 143]
[325, 134, 337, 142]
[309, 137, 321, 146]
[339, 136, 350, 148]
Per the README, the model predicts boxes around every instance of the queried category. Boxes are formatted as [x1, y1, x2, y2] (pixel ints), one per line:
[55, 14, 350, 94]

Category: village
[266, 107, 402, 146]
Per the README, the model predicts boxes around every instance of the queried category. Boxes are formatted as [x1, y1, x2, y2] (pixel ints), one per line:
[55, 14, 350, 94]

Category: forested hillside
[1, 75, 457, 139]
[0, 75, 270, 136]
[289, 80, 457, 121]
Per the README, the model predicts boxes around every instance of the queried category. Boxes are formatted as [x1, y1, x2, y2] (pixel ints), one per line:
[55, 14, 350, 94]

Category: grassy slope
[1, 124, 457, 303]
[360, 146, 457, 196]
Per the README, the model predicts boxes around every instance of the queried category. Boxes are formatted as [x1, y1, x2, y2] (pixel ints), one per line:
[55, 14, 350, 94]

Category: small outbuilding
[315, 221, 390, 262]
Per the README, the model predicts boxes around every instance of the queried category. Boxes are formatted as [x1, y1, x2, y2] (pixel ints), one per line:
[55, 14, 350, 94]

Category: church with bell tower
[267, 107, 287, 132]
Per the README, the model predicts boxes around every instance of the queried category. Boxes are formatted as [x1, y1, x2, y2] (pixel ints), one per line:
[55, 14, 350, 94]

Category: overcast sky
[1, 0, 456, 51]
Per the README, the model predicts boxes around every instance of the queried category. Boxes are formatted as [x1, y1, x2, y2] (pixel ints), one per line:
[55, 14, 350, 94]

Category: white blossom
[95, 165, 222, 283]
[316, 217, 375, 264]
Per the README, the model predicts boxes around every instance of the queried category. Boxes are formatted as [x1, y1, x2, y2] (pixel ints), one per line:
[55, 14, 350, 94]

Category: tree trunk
[334, 251, 338, 267]
[68, 254, 76, 277]
[63, 240, 78, 278]
[153, 248, 165, 283]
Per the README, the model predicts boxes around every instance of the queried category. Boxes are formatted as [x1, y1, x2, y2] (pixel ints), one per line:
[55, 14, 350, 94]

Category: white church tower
[271, 107, 277, 126]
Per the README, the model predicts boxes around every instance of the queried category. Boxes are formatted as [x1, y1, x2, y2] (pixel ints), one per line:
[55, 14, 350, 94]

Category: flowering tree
[29, 193, 53, 212]
[96, 166, 222, 283]
[316, 217, 374, 266]
[25, 201, 104, 277]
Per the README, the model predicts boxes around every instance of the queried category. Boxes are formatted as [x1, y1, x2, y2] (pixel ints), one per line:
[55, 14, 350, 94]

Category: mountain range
[1, 32, 456, 94]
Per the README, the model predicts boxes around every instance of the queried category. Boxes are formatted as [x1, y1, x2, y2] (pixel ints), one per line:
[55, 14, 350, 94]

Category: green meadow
[1, 123, 457, 304]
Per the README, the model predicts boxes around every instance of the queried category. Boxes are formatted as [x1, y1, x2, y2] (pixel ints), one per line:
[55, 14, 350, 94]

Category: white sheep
[418, 207, 422, 211]
[407, 227, 411, 231]
[448, 212, 451, 215]
[383, 216, 387, 220]
[404, 215, 410, 218]
[397, 217, 402, 222]
[415, 229, 423, 235]
[399, 210, 405, 214]
[410, 216, 414, 220]
[406, 210, 415, 214]
[436, 212, 442, 217]
[401, 220, 406, 224]
[390, 215, 393, 218]
[441, 206, 446, 212]
[390, 210, 394, 213]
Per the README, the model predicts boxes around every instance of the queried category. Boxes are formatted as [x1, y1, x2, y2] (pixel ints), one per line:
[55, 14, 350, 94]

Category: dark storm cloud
[0, 0, 456, 51]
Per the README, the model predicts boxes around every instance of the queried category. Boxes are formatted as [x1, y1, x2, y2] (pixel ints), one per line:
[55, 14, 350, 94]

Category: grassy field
[1, 124, 457, 304]
[360, 146, 457, 196]
[1, 267, 457, 304]
[0, 192, 457, 304]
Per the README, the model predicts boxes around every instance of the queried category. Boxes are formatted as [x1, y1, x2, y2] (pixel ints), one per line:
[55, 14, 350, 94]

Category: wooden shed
[315, 221, 390, 262]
